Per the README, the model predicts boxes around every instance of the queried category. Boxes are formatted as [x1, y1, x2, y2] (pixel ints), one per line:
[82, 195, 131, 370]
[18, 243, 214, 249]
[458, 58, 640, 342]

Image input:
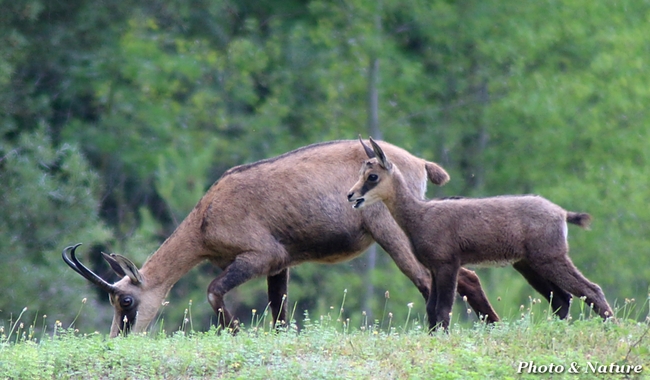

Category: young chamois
[347, 137, 613, 331]
[63, 138, 499, 337]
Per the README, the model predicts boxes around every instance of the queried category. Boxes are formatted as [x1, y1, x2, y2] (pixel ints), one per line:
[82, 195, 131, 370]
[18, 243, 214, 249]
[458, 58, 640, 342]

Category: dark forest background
[2, 0, 649, 332]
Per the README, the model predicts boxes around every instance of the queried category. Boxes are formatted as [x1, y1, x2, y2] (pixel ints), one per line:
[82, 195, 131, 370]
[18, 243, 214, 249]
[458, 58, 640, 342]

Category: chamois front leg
[207, 270, 239, 332]
[425, 272, 437, 332]
[429, 263, 459, 332]
[365, 212, 432, 299]
[267, 268, 289, 328]
[207, 252, 287, 333]
[366, 214, 498, 322]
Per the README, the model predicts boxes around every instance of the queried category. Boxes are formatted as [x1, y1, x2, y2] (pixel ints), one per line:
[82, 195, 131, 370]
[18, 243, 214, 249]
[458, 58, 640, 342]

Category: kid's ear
[369, 137, 392, 170]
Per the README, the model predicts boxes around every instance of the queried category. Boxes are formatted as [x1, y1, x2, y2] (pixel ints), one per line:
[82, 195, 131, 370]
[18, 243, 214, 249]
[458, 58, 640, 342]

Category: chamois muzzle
[62, 243, 116, 294]
[347, 191, 365, 209]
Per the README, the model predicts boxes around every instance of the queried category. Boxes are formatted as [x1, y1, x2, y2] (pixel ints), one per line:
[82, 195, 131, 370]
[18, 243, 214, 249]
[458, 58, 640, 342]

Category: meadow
[1, 294, 648, 379]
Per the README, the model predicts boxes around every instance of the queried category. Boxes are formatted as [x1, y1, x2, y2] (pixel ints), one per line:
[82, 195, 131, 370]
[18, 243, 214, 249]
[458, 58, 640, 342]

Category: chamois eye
[120, 296, 134, 309]
[368, 174, 379, 182]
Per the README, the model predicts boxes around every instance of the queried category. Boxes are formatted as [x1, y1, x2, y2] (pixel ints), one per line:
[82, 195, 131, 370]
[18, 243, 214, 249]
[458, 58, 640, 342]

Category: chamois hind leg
[529, 255, 613, 320]
[456, 268, 500, 323]
[207, 251, 287, 332]
[267, 268, 289, 328]
[429, 264, 459, 331]
[513, 260, 572, 319]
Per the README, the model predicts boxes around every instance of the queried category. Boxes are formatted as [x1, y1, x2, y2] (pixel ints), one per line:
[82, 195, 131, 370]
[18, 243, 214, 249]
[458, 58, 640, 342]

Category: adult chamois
[347, 137, 613, 331]
[63, 138, 499, 337]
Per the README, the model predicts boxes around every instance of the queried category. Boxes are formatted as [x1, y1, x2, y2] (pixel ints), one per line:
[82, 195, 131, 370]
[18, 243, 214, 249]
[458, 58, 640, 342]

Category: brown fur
[64, 139, 499, 337]
[348, 137, 613, 331]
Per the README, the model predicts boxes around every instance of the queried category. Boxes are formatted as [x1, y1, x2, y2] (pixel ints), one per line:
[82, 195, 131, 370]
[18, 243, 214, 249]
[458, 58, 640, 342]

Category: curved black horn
[62, 243, 116, 294]
[62, 243, 85, 276]
[358, 135, 375, 158]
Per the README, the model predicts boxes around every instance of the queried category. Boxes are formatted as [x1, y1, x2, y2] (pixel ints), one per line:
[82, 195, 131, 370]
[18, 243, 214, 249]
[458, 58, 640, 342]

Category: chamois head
[63, 244, 157, 337]
[347, 137, 398, 209]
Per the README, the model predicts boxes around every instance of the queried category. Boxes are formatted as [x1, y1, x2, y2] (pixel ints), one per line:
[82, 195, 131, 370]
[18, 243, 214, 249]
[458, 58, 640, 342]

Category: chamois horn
[358, 135, 376, 159]
[62, 243, 116, 294]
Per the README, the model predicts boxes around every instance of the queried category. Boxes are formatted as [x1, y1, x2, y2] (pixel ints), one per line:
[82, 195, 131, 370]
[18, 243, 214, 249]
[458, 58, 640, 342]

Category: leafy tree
[0, 127, 113, 329]
[2, 0, 649, 332]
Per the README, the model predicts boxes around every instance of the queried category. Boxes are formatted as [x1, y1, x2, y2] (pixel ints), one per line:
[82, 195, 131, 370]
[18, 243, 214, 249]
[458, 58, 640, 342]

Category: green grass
[1, 297, 649, 379]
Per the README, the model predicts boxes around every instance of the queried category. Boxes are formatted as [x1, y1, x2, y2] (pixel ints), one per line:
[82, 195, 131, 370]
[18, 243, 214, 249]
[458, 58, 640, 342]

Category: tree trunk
[364, 55, 382, 318]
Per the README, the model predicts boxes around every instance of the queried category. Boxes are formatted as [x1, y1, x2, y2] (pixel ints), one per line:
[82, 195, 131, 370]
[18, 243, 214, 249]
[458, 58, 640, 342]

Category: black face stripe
[360, 178, 378, 196]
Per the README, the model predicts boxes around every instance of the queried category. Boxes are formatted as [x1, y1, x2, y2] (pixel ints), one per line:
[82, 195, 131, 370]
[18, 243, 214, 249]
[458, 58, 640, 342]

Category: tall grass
[2, 289, 649, 344]
[1, 290, 649, 379]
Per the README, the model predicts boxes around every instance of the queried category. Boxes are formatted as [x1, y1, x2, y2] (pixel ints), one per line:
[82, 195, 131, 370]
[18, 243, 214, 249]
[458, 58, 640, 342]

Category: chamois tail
[566, 212, 592, 229]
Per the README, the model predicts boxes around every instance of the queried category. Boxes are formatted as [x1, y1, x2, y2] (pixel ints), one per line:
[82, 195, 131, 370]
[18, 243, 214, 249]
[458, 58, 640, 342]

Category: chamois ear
[369, 137, 392, 170]
[102, 252, 143, 285]
[358, 135, 376, 159]
[425, 162, 450, 186]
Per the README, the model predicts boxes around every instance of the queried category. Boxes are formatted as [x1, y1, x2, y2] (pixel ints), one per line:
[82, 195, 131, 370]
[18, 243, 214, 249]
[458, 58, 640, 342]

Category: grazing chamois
[347, 137, 613, 331]
[63, 138, 499, 337]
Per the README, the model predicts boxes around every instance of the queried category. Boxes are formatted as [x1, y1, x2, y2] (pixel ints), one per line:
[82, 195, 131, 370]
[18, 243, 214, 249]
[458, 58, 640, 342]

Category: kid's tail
[566, 212, 592, 229]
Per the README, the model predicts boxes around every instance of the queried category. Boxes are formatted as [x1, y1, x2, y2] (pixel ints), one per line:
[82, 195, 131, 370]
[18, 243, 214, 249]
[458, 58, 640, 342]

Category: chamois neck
[381, 167, 425, 233]
[140, 212, 206, 294]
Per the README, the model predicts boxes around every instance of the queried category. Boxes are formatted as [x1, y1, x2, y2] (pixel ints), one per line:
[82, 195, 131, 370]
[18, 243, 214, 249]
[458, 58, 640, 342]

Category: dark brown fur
[348, 138, 613, 331]
[65, 139, 499, 337]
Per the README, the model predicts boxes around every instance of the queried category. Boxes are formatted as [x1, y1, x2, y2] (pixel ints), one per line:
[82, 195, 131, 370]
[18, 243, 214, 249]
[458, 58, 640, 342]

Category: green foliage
[0, 127, 112, 329]
[2, 0, 649, 333]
